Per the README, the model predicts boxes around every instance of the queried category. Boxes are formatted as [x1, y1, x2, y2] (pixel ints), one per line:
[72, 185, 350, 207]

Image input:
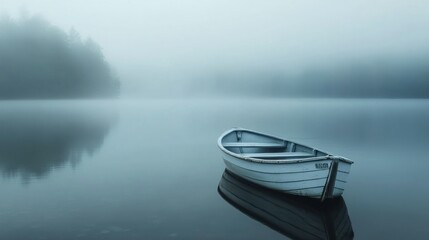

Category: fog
[2, 1, 429, 98]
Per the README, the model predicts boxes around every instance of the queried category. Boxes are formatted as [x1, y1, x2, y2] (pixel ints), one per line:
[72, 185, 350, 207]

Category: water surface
[1, 98, 428, 239]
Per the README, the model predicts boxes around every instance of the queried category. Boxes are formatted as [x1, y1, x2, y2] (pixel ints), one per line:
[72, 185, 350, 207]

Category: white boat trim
[217, 128, 354, 164]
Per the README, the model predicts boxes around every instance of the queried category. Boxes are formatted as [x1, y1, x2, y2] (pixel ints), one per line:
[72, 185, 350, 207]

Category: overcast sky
[2, 0, 429, 96]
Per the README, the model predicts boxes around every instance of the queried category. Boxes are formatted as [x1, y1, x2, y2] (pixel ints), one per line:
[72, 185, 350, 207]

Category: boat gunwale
[218, 128, 354, 164]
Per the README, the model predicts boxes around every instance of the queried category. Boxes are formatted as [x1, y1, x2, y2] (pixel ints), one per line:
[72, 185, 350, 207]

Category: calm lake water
[1, 98, 428, 239]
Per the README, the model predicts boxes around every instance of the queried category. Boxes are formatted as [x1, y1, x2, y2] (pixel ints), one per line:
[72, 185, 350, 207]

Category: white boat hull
[218, 128, 353, 200]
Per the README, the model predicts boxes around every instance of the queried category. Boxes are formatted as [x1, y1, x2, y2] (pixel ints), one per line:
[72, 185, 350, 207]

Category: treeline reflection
[0, 103, 116, 181]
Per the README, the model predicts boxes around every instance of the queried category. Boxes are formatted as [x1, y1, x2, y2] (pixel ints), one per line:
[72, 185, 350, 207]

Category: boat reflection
[218, 170, 354, 240]
[0, 102, 116, 182]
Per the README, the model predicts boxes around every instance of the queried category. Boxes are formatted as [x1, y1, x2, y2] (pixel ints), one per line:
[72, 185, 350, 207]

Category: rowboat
[217, 128, 353, 201]
[218, 170, 354, 240]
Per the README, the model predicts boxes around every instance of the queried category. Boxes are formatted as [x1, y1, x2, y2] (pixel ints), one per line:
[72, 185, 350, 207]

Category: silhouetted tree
[0, 15, 120, 99]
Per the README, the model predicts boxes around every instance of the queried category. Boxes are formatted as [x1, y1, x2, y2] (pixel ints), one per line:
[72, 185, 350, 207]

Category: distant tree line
[0, 15, 119, 99]
[290, 57, 429, 98]
[202, 56, 429, 98]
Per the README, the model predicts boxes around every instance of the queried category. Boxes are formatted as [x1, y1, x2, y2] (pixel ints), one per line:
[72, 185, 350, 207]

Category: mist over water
[1, 1, 429, 98]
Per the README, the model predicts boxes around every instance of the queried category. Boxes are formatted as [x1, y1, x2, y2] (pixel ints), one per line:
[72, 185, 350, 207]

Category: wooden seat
[242, 152, 313, 159]
[223, 142, 285, 148]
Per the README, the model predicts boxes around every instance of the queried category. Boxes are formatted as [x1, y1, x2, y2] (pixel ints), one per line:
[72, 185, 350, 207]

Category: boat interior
[221, 129, 328, 159]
